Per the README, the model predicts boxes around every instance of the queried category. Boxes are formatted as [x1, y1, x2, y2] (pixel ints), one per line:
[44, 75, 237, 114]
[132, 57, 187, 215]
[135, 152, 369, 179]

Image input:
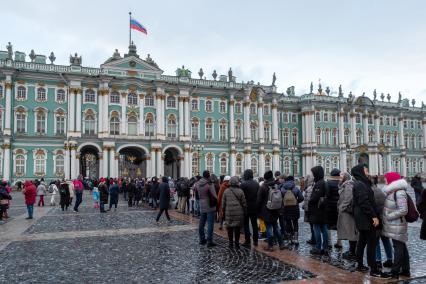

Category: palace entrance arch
[79, 145, 100, 179]
[164, 147, 181, 179]
[118, 146, 147, 179]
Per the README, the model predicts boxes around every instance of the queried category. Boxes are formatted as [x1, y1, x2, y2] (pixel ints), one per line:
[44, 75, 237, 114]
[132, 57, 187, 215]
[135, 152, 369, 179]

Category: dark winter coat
[351, 164, 378, 231]
[325, 178, 340, 229]
[411, 176, 424, 202]
[109, 184, 119, 205]
[99, 183, 109, 204]
[151, 182, 159, 200]
[222, 186, 247, 228]
[158, 182, 171, 210]
[59, 183, 70, 206]
[195, 178, 217, 213]
[280, 180, 304, 220]
[256, 178, 280, 224]
[308, 166, 327, 224]
[418, 189, 426, 240]
[127, 183, 136, 198]
[240, 169, 260, 215]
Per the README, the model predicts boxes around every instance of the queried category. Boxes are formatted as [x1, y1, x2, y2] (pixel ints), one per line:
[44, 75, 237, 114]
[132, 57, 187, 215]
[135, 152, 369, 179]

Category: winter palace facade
[0, 42, 425, 182]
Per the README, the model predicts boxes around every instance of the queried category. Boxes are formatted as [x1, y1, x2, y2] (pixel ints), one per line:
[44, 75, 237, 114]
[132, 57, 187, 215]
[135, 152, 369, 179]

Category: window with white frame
[251, 158, 258, 177]
[205, 119, 213, 140]
[291, 113, 297, 123]
[167, 96, 176, 108]
[250, 104, 256, 115]
[15, 154, 25, 175]
[17, 86, 26, 100]
[110, 115, 120, 135]
[84, 89, 96, 103]
[55, 154, 64, 175]
[36, 111, 46, 134]
[37, 87, 47, 101]
[368, 131, 374, 143]
[282, 129, 289, 147]
[368, 116, 373, 125]
[356, 130, 362, 145]
[386, 117, 391, 126]
[292, 130, 298, 146]
[110, 91, 120, 104]
[419, 135, 423, 149]
[235, 121, 242, 142]
[315, 112, 321, 122]
[128, 116, 138, 136]
[323, 112, 329, 122]
[206, 154, 214, 173]
[331, 113, 337, 123]
[191, 99, 198, 111]
[332, 129, 338, 145]
[250, 123, 258, 142]
[219, 121, 227, 142]
[145, 94, 154, 107]
[34, 151, 46, 174]
[191, 118, 199, 140]
[294, 159, 299, 175]
[219, 101, 226, 113]
[283, 112, 289, 123]
[265, 155, 272, 172]
[145, 114, 155, 137]
[84, 111, 96, 135]
[404, 134, 408, 148]
[344, 113, 349, 123]
[393, 118, 397, 126]
[220, 157, 227, 175]
[56, 115, 65, 135]
[235, 103, 242, 114]
[410, 135, 416, 149]
[16, 111, 26, 133]
[264, 122, 271, 142]
[356, 113, 361, 124]
[263, 105, 269, 115]
[323, 129, 329, 145]
[380, 131, 385, 144]
[192, 154, 199, 176]
[344, 129, 349, 145]
[325, 158, 332, 175]
[56, 89, 66, 102]
[205, 100, 213, 112]
[283, 159, 290, 175]
[128, 93, 138, 106]
[316, 128, 321, 145]
[236, 155, 243, 176]
[167, 115, 177, 138]
[386, 132, 391, 144]
[420, 160, 424, 173]
[332, 157, 339, 170]
[393, 132, 398, 147]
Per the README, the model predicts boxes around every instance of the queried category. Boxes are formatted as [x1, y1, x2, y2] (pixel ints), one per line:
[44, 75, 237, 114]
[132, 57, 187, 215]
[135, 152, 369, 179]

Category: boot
[293, 232, 299, 245]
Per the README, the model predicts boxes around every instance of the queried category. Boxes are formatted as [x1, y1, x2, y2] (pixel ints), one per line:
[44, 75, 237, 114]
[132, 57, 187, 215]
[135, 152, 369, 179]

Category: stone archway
[118, 146, 147, 179]
[79, 145, 100, 179]
[164, 148, 180, 179]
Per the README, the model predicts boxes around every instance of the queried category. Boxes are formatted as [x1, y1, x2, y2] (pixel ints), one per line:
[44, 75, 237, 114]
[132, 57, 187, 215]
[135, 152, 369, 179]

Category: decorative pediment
[101, 55, 163, 78]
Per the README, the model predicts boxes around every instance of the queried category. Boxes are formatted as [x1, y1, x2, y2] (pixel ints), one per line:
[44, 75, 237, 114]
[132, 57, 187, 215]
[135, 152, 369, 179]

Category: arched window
[145, 94, 154, 107]
[84, 111, 96, 135]
[15, 154, 25, 175]
[128, 116, 138, 136]
[192, 154, 199, 176]
[206, 154, 214, 173]
[84, 89, 95, 103]
[235, 120, 242, 142]
[110, 91, 120, 104]
[332, 129, 338, 145]
[191, 118, 199, 140]
[404, 134, 408, 148]
[250, 103, 256, 115]
[323, 129, 329, 145]
[167, 96, 176, 108]
[332, 157, 339, 169]
[219, 120, 227, 142]
[368, 131, 374, 143]
[411, 134, 416, 149]
[263, 105, 270, 115]
[36, 110, 46, 134]
[393, 132, 398, 147]
[323, 112, 329, 122]
[251, 157, 258, 177]
[380, 131, 385, 144]
[235, 103, 242, 114]
[205, 100, 213, 112]
[344, 129, 350, 145]
[37, 87, 46, 101]
[291, 113, 297, 123]
[56, 89, 65, 102]
[109, 113, 120, 135]
[331, 113, 337, 123]
[219, 101, 226, 113]
[191, 99, 198, 111]
[264, 122, 271, 142]
[283, 158, 290, 175]
[145, 113, 155, 137]
[356, 129, 362, 145]
[283, 112, 289, 123]
[220, 157, 227, 175]
[283, 129, 289, 147]
[236, 154, 243, 176]
[265, 155, 272, 172]
[315, 112, 321, 122]
[128, 93, 138, 106]
[17, 86, 26, 100]
[55, 111, 66, 135]
[420, 160, 424, 173]
[316, 128, 321, 145]
[250, 123, 258, 142]
[292, 129, 298, 146]
[205, 118, 213, 140]
[55, 154, 65, 175]
[317, 156, 323, 168]
[34, 151, 46, 175]
[167, 115, 177, 138]
[16, 110, 26, 133]
[386, 132, 391, 144]
[325, 158, 331, 175]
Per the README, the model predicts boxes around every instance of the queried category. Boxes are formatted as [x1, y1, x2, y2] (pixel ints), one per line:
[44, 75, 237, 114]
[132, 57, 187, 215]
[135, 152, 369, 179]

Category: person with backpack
[326, 169, 341, 249]
[217, 176, 230, 230]
[48, 181, 59, 206]
[303, 174, 316, 245]
[240, 169, 260, 248]
[59, 181, 70, 211]
[36, 178, 47, 207]
[73, 176, 84, 212]
[281, 176, 304, 245]
[0, 180, 12, 221]
[257, 170, 286, 252]
[221, 176, 247, 249]
[177, 178, 189, 213]
[308, 166, 329, 255]
[382, 172, 412, 279]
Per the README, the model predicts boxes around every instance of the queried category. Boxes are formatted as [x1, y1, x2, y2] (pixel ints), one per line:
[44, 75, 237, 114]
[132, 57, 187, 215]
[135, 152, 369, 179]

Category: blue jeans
[266, 222, 283, 247]
[74, 191, 83, 211]
[313, 224, 328, 251]
[376, 235, 393, 262]
[199, 211, 215, 243]
[195, 200, 200, 216]
[27, 204, 34, 218]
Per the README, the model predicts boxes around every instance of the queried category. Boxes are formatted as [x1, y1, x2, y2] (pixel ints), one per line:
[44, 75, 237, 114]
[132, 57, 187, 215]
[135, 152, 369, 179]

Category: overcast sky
[2, 0, 426, 103]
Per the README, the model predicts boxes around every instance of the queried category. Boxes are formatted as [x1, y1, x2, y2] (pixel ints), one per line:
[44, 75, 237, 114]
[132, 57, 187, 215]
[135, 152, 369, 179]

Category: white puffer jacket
[382, 179, 409, 243]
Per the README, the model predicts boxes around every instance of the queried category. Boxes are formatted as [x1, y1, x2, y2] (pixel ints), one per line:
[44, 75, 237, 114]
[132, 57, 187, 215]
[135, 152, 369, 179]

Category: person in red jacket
[23, 180, 37, 219]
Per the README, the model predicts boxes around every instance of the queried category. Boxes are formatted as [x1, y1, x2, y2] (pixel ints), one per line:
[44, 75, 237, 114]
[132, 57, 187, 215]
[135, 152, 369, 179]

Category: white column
[272, 100, 279, 145]
[3, 142, 10, 181]
[156, 93, 164, 138]
[69, 90, 76, 132]
[386, 153, 392, 173]
[340, 148, 347, 172]
[150, 148, 156, 177]
[244, 149, 251, 169]
[272, 148, 280, 173]
[139, 94, 145, 136]
[229, 99, 235, 143]
[401, 155, 407, 177]
[258, 150, 265, 177]
[302, 113, 307, 144]
[399, 117, 405, 147]
[156, 149, 163, 177]
[75, 153, 80, 179]
[178, 97, 184, 138]
[184, 148, 190, 177]
[184, 98, 190, 138]
[311, 111, 316, 145]
[98, 91, 104, 135]
[4, 79, 12, 135]
[378, 154, 383, 175]
[70, 144, 77, 179]
[258, 102, 264, 143]
[103, 93, 109, 134]
[338, 111, 345, 145]
[109, 147, 116, 178]
[350, 112, 356, 146]
[375, 114, 380, 144]
[76, 91, 82, 133]
[363, 113, 369, 144]
[243, 98, 251, 143]
[99, 152, 104, 178]
[230, 150, 236, 176]
[146, 155, 152, 178]
[64, 144, 70, 180]
[121, 93, 127, 135]
[103, 146, 109, 178]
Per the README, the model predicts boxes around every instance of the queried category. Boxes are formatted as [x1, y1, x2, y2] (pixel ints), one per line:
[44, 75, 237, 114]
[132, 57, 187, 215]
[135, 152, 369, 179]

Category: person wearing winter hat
[382, 172, 410, 279]
[23, 180, 37, 219]
[217, 176, 231, 230]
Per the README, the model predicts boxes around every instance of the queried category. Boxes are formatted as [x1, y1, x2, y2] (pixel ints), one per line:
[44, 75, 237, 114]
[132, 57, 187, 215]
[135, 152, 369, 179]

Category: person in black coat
[417, 188, 426, 240]
[151, 177, 159, 209]
[127, 181, 136, 207]
[240, 169, 260, 247]
[99, 182, 109, 213]
[308, 166, 329, 255]
[59, 181, 70, 211]
[156, 176, 171, 222]
[411, 174, 424, 203]
[281, 176, 304, 245]
[326, 168, 341, 249]
[351, 164, 385, 278]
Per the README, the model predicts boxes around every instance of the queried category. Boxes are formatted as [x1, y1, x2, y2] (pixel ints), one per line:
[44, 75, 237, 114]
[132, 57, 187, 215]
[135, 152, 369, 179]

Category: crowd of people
[1, 165, 425, 280]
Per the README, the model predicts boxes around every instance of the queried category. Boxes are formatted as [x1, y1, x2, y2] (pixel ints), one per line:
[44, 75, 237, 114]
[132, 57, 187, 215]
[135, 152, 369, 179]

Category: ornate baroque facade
[0, 42, 425, 181]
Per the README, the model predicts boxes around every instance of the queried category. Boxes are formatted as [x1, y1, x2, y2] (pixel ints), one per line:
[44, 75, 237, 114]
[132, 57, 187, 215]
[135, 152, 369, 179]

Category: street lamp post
[193, 144, 204, 175]
[289, 146, 297, 176]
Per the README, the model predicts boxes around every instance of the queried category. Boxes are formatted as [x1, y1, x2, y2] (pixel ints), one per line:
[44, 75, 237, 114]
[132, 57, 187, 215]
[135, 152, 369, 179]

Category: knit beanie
[330, 168, 341, 177]
[384, 172, 401, 184]
[264, 170, 274, 180]
[203, 170, 211, 179]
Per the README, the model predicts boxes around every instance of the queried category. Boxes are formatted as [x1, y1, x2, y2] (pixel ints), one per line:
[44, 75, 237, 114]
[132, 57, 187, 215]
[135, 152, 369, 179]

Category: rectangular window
[206, 123, 213, 140]
[36, 114, 46, 134]
[17, 113, 26, 133]
[291, 114, 297, 123]
[235, 125, 242, 142]
[191, 123, 199, 140]
[219, 124, 226, 142]
[56, 116, 65, 135]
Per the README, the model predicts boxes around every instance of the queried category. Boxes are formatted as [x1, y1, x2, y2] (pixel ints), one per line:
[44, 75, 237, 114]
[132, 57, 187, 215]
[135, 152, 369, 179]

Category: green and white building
[0, 42, 425, 182]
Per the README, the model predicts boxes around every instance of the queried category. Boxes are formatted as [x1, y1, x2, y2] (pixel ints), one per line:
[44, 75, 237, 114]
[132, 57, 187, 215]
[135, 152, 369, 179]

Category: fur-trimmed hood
[383, 179, 409, 195]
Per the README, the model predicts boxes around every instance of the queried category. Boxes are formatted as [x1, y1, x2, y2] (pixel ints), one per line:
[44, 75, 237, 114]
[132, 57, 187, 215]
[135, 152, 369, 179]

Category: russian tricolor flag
[130, 18, 147, 35]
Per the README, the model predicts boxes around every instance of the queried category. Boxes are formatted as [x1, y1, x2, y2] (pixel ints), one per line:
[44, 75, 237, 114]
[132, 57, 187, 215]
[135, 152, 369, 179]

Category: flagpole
[129, 11, 132, 45]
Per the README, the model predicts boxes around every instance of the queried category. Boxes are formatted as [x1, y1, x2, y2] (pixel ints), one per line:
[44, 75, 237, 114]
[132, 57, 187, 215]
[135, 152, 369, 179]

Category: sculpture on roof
[49, 52, 56, 64]
[411, 99, 416, 107]
[70, 53, 82, 66]
[380, 93, 385, 102]
[6, 42, 13, 60]
[145, 54, 158, 68]
[387, 93, 391, 102]
[228, 68, 233, 82]
[212, 70, 217, 80]
[272, 72, 276, 86]
[373, 89, 377, 101]
[29, 50, 36, 62]
[198, 68, 204, 79]
[113, 49, 121, 60]
[325, 86, 330, 96]
[398, 92, 402, 103]
[286, 86, 295, 96]
[338, 85, 343, 97]
[422, 101, 425, 109]
[318, 81, 322, 94]
[348, 91, 354, 103]
[176, 65, 191, 78]
[310, 82, 313, 94]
